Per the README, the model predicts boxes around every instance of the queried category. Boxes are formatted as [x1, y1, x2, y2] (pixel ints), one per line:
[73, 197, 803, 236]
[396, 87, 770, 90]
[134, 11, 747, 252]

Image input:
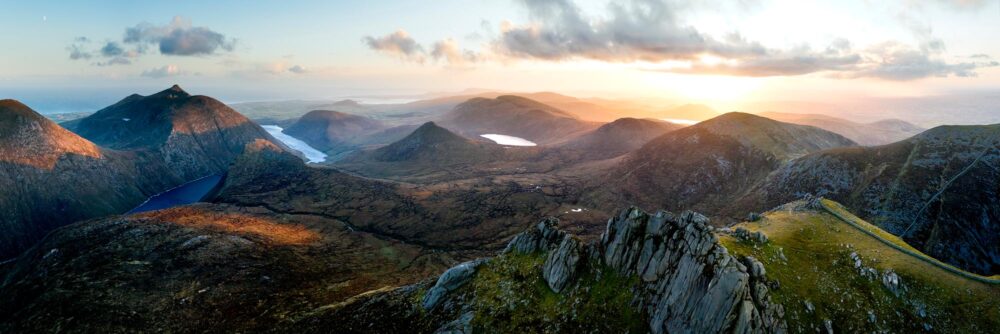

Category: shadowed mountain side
[731, 124, 1000, 275]
[0, 100, 185, 259]
[582, 112, 856, 219]
[282, 110, 386, 155]
[759, 112, 925, 145]
[438, 95, 601, 145]
[66, 85, 284, 181]
[0, 203, 461, 333]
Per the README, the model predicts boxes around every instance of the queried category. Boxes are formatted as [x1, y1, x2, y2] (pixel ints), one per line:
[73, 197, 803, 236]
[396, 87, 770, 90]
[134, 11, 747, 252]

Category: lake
[262, 125, 328, 163]
[480, 134, 537, 146]
[128, 174, 225, 214]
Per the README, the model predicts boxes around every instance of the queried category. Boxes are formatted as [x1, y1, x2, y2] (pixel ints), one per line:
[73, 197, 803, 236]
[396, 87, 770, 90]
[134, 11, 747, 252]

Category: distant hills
[758, 111, 924, 145]
[439, 95, 601, 145]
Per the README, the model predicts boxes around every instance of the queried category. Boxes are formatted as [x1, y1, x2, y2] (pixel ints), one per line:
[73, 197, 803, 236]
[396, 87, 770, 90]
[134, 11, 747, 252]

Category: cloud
[141, 65, 182, 78]
[124, 16, 235, 56]
[847, 42, 997, 80]
[95, 57, 132, 66]
[362, 29, 426, 63]
[431, 39, 482, 66]
[67, 43, 92, 60]
[288, 65, 308, 74]
[495, 0, 767, 62]
[100, 42, 125, 57]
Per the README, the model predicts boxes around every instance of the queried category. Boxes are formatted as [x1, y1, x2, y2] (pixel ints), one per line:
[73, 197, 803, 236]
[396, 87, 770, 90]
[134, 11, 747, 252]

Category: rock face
[736, 124, 1000, 275]
[419, 207, 786, 333]
[422, 259, 489, 310]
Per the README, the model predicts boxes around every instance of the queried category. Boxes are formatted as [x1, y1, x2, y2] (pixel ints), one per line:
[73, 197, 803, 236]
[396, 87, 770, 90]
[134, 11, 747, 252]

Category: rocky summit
[299, 207, 786, 333]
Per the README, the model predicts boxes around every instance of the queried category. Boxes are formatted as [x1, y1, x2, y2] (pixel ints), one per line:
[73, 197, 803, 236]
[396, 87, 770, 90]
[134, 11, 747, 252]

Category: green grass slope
[721, 199, 999, 333]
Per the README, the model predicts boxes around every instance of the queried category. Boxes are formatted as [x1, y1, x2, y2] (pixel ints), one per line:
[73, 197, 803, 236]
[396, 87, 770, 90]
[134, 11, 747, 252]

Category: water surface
[262, 125, 328, 163]
[480, 134, 537, 146]
[128, 174, 225, 214]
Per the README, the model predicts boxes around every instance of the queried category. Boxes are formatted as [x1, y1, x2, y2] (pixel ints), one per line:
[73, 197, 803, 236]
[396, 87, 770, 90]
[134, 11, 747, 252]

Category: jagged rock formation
[323, 207, 786, 333]
[735, 124, 1000, 275]
[282, 109, 386, 155]
[439, 95, 601, 145]
[66, 85, 282, 181]
[592, 112, 856, 218]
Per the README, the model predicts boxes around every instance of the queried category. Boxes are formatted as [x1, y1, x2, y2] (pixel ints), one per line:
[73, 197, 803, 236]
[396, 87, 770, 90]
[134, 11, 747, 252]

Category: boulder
[421, 259, 488, 310]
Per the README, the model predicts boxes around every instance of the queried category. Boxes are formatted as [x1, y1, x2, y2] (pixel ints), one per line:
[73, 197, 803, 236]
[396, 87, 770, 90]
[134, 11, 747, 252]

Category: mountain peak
[151, 84, 191, 99]
[0, 99, 44, 123]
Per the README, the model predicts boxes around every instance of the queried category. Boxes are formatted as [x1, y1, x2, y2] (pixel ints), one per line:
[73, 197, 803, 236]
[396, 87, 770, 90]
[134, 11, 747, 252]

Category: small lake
[128, 174, 225, 214]
[262, 125, 328, 163]
[480, 134, 537, 146]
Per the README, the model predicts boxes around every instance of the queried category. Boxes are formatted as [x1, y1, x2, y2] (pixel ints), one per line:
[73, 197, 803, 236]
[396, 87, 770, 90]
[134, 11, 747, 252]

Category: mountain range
[1, 87, 998, 333]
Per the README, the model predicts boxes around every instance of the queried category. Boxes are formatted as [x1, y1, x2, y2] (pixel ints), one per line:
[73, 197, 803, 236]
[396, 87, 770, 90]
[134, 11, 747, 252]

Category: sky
[1, 0, 999, 114]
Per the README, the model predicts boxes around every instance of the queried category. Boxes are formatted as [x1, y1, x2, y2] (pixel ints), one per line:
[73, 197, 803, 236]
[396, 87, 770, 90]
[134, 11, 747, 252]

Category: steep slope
[556, 117, 681, 159]
[720, 198, 999, 333]
[439, 95, 601, 145]
[282, 109, 386, 154]
[68, 85, 281, 180]
[758, 112, 925, 145]
[590, 112, 856, 217]
[734, 124, 1000, 275]
[0, 100, 177, 259]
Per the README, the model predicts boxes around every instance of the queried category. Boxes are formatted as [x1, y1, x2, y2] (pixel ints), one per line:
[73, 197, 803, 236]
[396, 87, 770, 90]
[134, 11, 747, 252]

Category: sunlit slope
[721, 199, 999, 333]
